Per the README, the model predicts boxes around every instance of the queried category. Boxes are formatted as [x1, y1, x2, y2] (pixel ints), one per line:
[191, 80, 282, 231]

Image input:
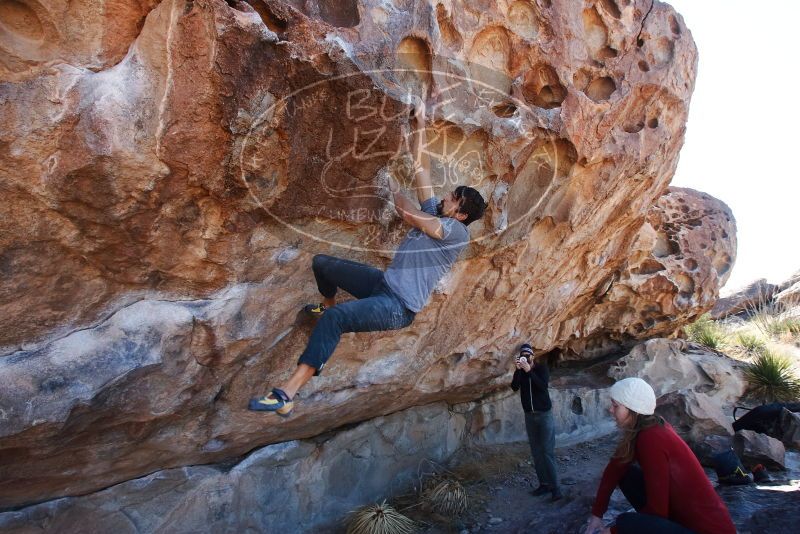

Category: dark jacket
[510, 362, 552, 412]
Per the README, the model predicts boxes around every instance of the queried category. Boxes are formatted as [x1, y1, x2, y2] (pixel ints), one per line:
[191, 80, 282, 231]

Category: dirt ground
[387, 433, 800, 534]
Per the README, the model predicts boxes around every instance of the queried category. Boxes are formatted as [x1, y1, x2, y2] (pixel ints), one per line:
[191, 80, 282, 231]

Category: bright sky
[666, 0, 800, 291]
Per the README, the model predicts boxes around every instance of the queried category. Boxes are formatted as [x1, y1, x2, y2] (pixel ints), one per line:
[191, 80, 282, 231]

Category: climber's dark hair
[454, 185, 487, 226]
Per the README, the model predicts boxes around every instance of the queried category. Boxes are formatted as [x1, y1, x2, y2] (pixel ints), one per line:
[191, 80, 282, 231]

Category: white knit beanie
[610, 377, 656, 416]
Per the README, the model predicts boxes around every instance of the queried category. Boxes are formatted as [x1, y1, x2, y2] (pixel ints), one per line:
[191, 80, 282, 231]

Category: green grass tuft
[743, 349, 800, 404]
[788, 318, 800, 335]
[748, 300, 800, 339]
[686, 314, 728, 349]
[734, 332, 768, 356]
[771, 317, 800, 337]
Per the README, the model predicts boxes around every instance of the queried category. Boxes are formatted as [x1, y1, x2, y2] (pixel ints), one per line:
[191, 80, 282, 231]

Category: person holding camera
[511, 343, 562, 501]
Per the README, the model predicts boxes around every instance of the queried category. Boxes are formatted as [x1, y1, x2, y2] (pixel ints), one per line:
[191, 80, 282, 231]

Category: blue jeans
[524, 410, 558, 491]
[297, 255, 415, 375]
[615, 465, 695, 534]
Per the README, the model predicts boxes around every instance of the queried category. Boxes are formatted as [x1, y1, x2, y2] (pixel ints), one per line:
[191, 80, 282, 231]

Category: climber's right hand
[388, 174, 401, 195]
[584, 515, 604, 534]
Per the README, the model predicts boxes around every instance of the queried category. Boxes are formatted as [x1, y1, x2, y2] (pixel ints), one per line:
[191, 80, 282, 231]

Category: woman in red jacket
[585, 378, 736, 534]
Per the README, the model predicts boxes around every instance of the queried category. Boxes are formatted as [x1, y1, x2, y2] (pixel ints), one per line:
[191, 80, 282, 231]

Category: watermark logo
[237, 57, 565, 256]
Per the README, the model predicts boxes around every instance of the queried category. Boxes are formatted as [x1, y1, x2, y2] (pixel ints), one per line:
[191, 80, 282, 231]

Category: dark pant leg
[615, 512, 695, 534]
[614, 466, 695, 533]
[537, 410, 558, 490]
[297, 287, 415, 374]
[617, 464, 692, 534]
[619, 464, 647, 511]
[524, 412, 548, 487]
[311, 254, 383, 300]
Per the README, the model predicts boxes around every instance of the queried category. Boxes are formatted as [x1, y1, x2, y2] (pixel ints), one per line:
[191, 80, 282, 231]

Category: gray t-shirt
[384, 197, 469, 312]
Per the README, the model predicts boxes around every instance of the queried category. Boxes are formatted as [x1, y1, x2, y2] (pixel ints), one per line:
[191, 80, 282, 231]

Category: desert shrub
[787, 317, 800, 335]
[734, 332, 767, 356]
[686, 315, 728, 349]
[422, 478, 467, 517]
[748, 299, 800, 339]
[346, 501, 417, 534]
[743, 349, 800, 404]
[770, 317, 800, 337]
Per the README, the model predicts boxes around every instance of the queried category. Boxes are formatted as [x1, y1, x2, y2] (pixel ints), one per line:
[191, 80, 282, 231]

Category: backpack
[732, 402, 800, 439]
[712, 448, 752, 485]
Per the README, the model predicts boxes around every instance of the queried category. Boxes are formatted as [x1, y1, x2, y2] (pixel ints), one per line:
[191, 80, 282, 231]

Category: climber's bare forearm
[410, 101, 434, 204]
[392, 190, 443, 239]
[411, 127, 434, 204]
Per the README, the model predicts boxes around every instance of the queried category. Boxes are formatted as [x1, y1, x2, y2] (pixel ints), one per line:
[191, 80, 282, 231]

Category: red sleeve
[591, 457, 629, 517]
[637, 431, 670, 518]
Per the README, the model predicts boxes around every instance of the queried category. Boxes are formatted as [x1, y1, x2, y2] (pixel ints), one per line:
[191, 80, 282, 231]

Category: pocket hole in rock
[623, 121, 644, 134]
[669, 15, 681, 35]
[585, 76, 616, 102]
[571, 396, 584, 415]
[244, 0, 288, 34]
[492, 102, 518, 118]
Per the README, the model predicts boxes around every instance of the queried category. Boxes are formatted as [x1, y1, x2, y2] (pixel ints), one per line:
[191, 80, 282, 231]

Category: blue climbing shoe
[303, 303, 327, 318]
[248, 388, 293, 417]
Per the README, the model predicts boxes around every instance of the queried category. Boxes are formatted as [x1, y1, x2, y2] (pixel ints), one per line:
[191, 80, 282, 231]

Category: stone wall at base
[0, 385, 613, 534]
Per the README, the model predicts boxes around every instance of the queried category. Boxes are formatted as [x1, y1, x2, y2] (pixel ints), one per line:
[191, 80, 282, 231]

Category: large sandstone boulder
[608, 338, 746, 405]
[0, 0, 731, 512]
[710, 278, 778, 319]
[655, 390, 733, 445]
[565, 188, 736, 359]
[610, 338, 744, 447]
[777, 270, 800, 293]
[733, 430, 786, 471]
[775, 281, 800, 308]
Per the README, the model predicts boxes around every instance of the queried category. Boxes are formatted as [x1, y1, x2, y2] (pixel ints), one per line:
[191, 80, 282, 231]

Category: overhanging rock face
[568, 186, 736, 359]
[0, 0, 732, 511]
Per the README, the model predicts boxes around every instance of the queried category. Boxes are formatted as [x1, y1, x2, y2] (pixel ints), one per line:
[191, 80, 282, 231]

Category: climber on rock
[248, 98, 487, 417]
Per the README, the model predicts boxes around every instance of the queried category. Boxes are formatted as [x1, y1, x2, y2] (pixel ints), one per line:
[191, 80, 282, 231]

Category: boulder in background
[609, 338, 746, 405]
[733, 430, 786, 471]
[710, 279, 778, 319]
[656, 390, 733, 445]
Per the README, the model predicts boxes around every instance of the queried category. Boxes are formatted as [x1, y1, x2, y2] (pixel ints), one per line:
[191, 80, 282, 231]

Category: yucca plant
[734, 332, 767, 356]
[422, 478, 468, 517]
[346, 501, 417, 534]
[686, 315, 728, 349]
[744, 349, 800, 404]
